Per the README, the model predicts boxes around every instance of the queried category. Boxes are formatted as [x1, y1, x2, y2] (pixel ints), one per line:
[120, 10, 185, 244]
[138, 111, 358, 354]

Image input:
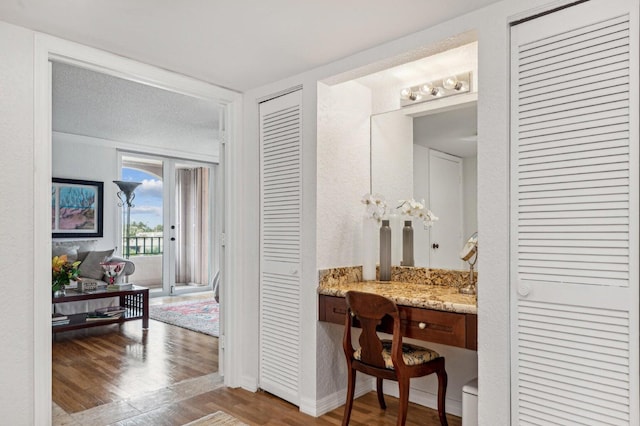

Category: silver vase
[402, 220, 414, 267]
[379, 220, 391, 281]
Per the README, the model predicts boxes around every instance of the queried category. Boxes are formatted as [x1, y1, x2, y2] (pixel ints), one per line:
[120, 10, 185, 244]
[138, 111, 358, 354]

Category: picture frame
[52, 178, 104, 238]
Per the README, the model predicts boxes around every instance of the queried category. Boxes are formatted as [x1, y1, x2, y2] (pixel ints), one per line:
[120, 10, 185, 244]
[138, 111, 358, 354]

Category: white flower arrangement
[397, 198, 438, 227]
[361, 193, 388, 222]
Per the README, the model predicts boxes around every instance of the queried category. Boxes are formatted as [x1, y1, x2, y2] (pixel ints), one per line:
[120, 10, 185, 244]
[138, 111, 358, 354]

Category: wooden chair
[342, 291, 448, 426]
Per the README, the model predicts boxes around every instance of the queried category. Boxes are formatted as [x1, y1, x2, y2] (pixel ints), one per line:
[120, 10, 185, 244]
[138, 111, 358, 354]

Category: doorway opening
[48, 58, 227, 422]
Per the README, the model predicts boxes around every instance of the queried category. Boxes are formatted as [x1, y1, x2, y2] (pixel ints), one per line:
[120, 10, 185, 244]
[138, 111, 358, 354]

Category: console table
[52, 285, 149, 333]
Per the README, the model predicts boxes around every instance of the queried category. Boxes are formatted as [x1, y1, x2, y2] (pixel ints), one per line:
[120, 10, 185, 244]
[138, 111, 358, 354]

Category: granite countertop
[318, 280, 477, 315]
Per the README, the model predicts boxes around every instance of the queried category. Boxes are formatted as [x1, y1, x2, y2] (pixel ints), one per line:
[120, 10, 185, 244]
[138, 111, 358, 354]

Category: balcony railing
[123, 236, 163, 256]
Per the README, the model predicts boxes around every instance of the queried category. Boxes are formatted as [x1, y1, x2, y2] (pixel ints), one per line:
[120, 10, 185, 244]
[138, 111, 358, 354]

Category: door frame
[33, 34, 242, 424]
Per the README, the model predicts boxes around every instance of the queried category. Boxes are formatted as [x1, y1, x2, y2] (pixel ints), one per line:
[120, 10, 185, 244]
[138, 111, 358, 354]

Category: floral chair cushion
[354, 339, 440, 370]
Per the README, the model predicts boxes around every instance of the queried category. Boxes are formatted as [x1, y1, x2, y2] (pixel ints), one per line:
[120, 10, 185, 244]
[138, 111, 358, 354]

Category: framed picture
[52, 178, 104, 238]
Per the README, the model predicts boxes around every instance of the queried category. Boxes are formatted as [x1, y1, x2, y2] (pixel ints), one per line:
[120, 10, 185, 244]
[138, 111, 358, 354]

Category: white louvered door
[511, 0, 639, 424]
[259, 90, 302, 405]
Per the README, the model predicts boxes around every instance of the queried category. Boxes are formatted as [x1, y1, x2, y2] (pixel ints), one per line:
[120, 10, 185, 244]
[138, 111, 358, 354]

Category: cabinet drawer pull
[418, 322, 427, 329]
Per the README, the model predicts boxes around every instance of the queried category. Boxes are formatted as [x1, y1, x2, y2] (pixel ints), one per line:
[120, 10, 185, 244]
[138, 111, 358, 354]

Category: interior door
[171, 161, 216, 295]
[510, 0, 639, 423]
[429, 149, 463, 269]
[259, 90, 303, 405]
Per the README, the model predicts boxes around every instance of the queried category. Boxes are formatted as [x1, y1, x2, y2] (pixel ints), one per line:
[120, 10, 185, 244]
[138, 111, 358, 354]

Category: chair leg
[376, 377, 386, 409]
[342, 368, 357, 426]
[396, 377, 410, 426]
[436, 365, 448, 426]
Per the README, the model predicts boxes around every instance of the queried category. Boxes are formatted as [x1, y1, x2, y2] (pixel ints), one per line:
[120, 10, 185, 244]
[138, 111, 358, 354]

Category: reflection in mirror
[371, 99, 477, 270]
[459, 232, 478, 295]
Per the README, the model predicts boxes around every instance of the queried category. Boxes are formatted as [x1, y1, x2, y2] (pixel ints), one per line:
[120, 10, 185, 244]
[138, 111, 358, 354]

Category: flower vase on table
[361, 193, 388, 281]
[52, 254, 80, 297]
[52, 282, 66, 298]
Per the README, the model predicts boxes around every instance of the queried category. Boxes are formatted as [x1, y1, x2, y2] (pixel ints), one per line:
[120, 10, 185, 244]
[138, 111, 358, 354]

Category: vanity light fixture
[400, 71, 471, 107]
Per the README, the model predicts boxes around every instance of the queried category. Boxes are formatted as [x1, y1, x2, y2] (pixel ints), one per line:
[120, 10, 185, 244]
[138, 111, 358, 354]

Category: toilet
[462, 378, 478, 426]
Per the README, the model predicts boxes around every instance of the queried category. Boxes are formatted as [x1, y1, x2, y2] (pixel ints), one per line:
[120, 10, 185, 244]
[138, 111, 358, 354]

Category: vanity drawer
[319, 295, 349, 324]
[400, 306, 466, 348]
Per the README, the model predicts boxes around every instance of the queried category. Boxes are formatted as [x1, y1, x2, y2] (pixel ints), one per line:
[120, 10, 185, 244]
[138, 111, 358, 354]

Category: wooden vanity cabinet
[319, 294, 477, 351]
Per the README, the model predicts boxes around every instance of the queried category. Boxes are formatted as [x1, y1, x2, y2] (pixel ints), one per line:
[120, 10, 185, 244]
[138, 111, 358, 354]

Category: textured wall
[52, 133, 120, 252]
[0, 21, 36, 425]
[316, 81, 372, 269]
[315, 80, 371, 401]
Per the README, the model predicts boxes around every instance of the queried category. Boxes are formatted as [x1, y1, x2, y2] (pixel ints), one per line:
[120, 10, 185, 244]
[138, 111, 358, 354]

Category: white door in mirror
[429, 150, 464, 270]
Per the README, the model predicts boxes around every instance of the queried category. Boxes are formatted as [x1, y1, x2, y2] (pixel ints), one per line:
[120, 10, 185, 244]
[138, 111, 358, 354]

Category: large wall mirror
[371, 94, 477, 270]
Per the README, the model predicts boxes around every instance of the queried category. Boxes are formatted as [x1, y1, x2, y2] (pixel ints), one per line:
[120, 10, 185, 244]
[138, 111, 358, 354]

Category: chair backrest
[344, 291, 400, 369]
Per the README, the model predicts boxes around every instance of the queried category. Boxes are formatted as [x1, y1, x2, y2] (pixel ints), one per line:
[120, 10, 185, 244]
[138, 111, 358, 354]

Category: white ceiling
[52, 62, 221, 148]
[0, 0, 499, 91]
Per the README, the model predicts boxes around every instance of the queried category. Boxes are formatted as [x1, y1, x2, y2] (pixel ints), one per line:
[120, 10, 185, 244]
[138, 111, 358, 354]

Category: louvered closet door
[511, 0, 638, 424]
[259, 90, 302, 405]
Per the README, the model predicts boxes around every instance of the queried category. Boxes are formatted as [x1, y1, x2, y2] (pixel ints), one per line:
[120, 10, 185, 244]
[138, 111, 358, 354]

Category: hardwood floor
[53, 292, 461, 425]
[196, 388, 463, 426]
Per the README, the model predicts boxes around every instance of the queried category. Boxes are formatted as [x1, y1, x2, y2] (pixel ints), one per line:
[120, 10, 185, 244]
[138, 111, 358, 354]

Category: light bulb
[400, 87, 413, 99]
[443, 76, 458, 90]
[443, 76, 463, 90]
[419, 83, 433, 94]
[419, 83, 440, 97]
[401, 87, 421, 101]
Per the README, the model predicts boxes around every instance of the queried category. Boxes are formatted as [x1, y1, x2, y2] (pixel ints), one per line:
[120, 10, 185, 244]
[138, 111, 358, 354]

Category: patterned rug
[150, 299, 219, 337]
[183, 411, 247, 425]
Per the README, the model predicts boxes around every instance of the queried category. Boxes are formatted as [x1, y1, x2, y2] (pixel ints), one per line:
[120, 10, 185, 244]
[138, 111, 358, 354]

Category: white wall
[316, 81, 372, 269]
[52, 132, 120, 251]
[0, 20, 37, 425]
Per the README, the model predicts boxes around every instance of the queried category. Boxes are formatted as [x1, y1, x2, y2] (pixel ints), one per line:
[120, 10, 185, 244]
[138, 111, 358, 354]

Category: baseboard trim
[302, 380, 462, 418]
[382, 386, 462, 417]
[240, 375, 258, 392]
[301, 377, 374, 417]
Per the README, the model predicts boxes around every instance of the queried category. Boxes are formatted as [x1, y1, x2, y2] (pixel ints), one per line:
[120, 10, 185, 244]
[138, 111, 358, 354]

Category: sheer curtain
[175, 167, 210, 285]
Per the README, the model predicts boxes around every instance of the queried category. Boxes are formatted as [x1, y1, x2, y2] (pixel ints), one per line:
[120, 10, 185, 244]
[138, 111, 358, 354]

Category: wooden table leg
[142, 290, 149, 329]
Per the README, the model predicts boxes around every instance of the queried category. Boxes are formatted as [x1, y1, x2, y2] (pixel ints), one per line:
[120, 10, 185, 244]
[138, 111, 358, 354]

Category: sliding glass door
[119, 154, 217, 296]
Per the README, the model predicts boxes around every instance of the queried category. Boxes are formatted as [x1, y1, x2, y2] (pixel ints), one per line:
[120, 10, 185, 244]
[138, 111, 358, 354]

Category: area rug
[150, 299, 219, 337]
[183, 411, 247, 426]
